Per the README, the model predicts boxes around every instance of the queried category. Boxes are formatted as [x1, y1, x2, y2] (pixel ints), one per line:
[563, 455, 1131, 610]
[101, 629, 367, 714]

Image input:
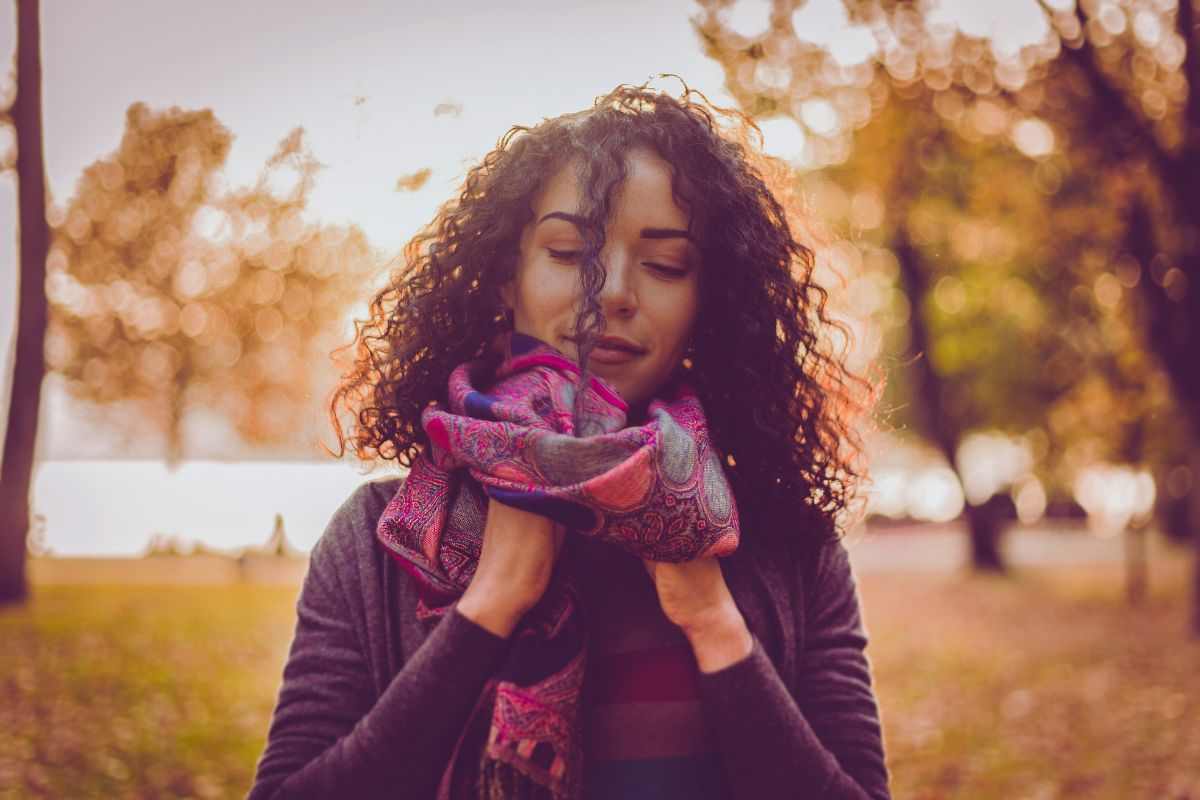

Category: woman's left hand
[641, 556, 754, 672]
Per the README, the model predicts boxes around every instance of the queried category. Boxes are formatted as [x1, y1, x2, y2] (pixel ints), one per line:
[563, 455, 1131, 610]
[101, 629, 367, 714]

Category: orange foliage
[45, 103, 382, 466]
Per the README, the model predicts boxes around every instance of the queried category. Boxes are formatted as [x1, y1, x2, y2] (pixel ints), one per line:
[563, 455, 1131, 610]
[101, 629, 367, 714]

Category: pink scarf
[376, 330, 740, 798]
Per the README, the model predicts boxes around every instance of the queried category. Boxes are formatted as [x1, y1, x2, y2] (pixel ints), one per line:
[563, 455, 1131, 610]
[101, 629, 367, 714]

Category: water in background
[28, 453, 1142, 558]
[31, 459, 404, 557]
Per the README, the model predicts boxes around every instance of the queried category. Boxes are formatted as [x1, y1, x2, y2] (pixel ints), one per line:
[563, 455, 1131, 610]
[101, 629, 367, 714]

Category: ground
[859, 548, 1198, 799]
[1, 539, 1196, 798]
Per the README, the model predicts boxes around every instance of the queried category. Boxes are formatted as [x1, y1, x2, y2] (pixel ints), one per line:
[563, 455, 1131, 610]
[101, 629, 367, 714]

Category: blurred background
[1, 0, 1198, 797]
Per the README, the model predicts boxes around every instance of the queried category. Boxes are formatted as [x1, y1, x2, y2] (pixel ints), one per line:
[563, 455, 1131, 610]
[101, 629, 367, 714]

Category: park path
[846, 520, 1166, 574]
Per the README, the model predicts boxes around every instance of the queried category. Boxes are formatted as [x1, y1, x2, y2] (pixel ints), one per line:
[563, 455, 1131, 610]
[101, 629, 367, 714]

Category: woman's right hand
[456, 499, 566, 639]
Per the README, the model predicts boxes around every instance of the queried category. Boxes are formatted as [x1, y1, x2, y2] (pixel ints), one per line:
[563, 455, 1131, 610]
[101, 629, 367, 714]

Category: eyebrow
[537, 211, 695, 242]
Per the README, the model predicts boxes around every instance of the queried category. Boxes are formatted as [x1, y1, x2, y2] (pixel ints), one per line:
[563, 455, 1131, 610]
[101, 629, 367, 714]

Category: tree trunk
[1125, 524, 1148, 606]
[893, 223, 1009, 573]
[0, 0, 50, 607]
[1124, 196, 1200, 633]
[164, 356, 190, 473]
[1191, 445, 1200, 636]
[1119, 417, 1150, 606]
[964, 500, 1005, 573]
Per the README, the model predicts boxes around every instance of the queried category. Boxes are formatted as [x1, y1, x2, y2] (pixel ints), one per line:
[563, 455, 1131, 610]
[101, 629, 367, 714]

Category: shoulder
[326, 474, 404, 540]
[810, 534, 854, 589]
[307, 474, 406, 586]
[741, 527, 846, 604]
[802, 534, 866, 636]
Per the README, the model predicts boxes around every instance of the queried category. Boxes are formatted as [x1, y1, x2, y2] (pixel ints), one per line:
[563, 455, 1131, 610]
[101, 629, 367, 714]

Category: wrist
[458, 583, 526, 639]
[683, 606, 754, 673]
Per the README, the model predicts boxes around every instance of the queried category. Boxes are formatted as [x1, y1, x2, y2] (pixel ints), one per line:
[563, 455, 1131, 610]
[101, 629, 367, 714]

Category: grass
[1, 542, 1197, 798]
[0, 584, 298, 799]
[860, 546, 1200, 799]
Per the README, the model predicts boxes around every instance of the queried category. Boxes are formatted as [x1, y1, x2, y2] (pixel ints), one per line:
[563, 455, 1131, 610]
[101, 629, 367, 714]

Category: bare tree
[1, 0, 49, 606]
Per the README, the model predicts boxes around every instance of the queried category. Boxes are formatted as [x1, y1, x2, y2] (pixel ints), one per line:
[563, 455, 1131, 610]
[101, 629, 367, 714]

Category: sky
[3, 0, 741, 253]
[0, 0, 742, 459]
[0, 0, 1052, 461]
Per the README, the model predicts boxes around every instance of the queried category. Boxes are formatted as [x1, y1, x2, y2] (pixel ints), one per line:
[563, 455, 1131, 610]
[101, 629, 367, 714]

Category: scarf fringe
[477, 755, 560, 800]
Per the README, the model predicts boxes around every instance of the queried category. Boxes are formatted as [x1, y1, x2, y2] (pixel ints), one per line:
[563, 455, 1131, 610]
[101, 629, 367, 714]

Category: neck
[627, 400, 650, 426]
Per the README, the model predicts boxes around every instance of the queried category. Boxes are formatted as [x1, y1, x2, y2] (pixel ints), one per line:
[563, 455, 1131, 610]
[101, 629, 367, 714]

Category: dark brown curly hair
[326, 78, 879, 555]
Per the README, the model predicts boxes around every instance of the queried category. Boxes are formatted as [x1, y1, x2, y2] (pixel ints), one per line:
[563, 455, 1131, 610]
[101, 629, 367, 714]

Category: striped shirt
[569, 536, 731, 799]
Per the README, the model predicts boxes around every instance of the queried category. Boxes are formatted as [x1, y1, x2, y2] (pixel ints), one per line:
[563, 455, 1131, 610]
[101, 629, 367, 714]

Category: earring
[499, 305, 514, 330]
[680, 340, 696, 370]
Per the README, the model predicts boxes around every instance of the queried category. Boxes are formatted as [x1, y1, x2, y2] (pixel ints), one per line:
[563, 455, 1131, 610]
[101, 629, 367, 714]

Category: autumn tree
[0, 0, 49, 606]
[792, 93, 1178, 570]
[694, 0, 1200, 615]
[44, 105, 381, 469]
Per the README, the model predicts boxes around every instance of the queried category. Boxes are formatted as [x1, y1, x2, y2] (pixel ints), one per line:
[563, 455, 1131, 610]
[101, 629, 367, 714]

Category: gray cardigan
[247, 476, 890, 799]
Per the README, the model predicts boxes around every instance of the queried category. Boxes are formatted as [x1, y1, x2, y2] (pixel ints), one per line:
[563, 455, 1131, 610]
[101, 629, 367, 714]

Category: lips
[563, 334, 646, 366]
[587, 345, 642, 365]
[592, 335, 647, 354]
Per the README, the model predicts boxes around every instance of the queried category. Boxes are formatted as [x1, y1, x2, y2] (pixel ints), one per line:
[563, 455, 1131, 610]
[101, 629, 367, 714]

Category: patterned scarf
[375, 330, 740, 799]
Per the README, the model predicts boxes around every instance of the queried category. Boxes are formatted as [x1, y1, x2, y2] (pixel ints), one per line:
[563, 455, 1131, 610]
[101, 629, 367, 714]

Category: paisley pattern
[375, 331, 740, 800]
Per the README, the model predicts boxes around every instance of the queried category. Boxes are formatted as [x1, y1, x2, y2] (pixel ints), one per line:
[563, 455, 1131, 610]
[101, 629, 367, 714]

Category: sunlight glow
[722, 0, 773, 38]
[906, 467, 966, 523]
[756, 115, 809, 164]
[1074, 464, 1156, 536]
[956, 432, 1034, 506]
[1011, 117, 1056, 158]
[791, 0, 878, 66]
[1013, 475, 1047, 524]
[927, 0, 1051, 59]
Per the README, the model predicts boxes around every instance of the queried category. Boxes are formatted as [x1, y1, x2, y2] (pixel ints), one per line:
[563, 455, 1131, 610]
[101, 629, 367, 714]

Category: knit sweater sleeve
[246, 484, 511, 800]
[694, 537, 891, 800]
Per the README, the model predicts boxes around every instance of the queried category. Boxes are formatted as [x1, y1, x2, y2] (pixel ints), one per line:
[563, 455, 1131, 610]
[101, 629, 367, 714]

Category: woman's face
[500, 147, 702, 415]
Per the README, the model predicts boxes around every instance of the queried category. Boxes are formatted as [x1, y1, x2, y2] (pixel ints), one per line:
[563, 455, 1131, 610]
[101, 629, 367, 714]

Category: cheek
[647, 285, 700, 348]
[514, 262, 579, 322]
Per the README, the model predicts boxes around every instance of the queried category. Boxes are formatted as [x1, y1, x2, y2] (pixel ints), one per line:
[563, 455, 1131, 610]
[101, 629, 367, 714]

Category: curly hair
[326, 78, 879, 553]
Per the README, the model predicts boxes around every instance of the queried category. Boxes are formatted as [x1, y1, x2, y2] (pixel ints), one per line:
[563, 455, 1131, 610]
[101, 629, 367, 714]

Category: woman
[248, 81, 890, 800]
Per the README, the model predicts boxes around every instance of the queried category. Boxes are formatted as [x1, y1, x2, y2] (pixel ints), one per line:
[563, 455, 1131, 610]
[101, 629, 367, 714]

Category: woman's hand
[457, 500, 566, 639]
[641, 556, 754, 673]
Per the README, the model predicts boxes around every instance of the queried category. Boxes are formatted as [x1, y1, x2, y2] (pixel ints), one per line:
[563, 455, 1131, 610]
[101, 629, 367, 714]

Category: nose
[596, 249, 637, 320]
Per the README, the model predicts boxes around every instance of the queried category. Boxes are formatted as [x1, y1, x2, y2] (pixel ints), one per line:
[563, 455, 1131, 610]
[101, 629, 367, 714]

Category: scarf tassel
[477, 756, 560, 800]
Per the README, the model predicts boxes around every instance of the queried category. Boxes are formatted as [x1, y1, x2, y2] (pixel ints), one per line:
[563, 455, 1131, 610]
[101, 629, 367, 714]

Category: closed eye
[547, 248, 581, 263]
[646, 262, 689, 278]
[550, 249, 689, 278]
